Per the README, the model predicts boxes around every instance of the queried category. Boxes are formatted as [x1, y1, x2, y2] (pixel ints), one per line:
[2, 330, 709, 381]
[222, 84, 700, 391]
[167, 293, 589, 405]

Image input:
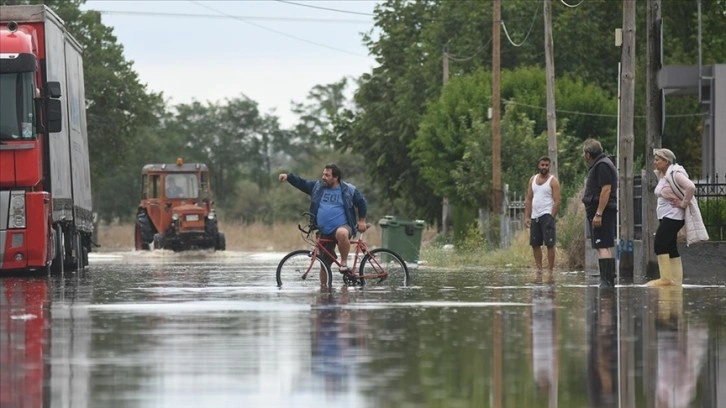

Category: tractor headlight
[207, 210, 216, 220]
[172, 213, 180, 221]
[8, 192, 26, 228]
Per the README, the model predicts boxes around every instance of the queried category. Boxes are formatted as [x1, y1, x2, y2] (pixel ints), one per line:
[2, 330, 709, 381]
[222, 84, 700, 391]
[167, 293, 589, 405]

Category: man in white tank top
[524, 156, 561, 283]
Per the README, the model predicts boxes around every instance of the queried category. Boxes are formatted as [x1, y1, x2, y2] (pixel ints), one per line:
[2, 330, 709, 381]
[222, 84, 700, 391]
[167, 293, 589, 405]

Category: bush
[699, 196, 726, 241]
[557, 188, 586, 270]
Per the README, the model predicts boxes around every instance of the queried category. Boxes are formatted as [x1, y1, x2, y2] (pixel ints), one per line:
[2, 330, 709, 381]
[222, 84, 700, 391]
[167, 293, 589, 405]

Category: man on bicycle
[279, 164, 368, 283]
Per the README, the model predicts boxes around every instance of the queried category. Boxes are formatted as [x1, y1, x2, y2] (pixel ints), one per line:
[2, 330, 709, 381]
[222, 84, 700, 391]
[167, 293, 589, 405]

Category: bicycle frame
[313, 235, 367, 270]
[312, 235, 394, 281]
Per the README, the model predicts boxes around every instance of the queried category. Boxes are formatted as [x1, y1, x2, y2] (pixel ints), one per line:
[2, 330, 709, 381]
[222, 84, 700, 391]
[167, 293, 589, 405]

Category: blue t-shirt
[317, 186, 347, 234]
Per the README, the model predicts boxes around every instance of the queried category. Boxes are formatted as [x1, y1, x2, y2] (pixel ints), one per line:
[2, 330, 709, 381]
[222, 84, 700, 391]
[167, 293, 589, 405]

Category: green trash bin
[378, 215, 426, 263]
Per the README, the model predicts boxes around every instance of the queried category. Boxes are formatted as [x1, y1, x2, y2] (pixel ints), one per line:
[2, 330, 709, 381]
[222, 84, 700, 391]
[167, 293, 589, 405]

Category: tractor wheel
[215, 232, 226, 251]
[135, 223, 150, 250]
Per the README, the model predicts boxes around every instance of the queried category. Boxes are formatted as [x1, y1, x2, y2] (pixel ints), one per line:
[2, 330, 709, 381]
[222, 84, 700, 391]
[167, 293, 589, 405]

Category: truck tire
[82, 234, 90, 267]
[215, 232, 226, 251]
[74, 231, 86, 271]
[50, 225, 65, 275]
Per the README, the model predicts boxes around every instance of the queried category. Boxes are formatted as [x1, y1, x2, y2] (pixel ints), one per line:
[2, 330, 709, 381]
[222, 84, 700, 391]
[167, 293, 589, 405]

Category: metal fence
[502, 186, 526, 247]
[695, 174, 726, 241]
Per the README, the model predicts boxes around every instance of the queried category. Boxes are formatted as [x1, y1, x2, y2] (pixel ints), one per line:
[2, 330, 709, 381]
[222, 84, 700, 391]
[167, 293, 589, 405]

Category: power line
[560, 0, 585, 8]
[273, 0, 375, 17]
[501, 3, 540, 47]
[447, 39, 492, 62]
[188, 1, 369, 58]
[90, 9, 370, 24]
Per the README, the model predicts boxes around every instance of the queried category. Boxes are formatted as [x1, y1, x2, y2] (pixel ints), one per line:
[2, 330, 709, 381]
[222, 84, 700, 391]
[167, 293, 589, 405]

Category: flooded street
[1, 251, 725, 407]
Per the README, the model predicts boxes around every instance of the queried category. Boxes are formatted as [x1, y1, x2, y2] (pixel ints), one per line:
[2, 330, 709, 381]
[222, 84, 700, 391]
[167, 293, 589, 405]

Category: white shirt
[531, 175, 555, 219]
[654, 177, 685, 221]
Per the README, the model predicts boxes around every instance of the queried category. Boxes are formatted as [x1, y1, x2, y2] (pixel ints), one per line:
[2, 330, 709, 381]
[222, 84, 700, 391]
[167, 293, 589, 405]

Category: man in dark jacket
[279, 164, 367, 283]
[581, 138, 618, 287]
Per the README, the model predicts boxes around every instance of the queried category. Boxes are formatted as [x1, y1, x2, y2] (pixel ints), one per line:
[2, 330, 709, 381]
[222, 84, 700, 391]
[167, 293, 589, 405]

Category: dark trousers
[654, 217, 685, 257]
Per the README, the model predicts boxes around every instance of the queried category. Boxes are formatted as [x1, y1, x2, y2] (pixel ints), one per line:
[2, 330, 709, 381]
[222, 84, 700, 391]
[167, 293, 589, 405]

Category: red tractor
[135, 159, 225, 251]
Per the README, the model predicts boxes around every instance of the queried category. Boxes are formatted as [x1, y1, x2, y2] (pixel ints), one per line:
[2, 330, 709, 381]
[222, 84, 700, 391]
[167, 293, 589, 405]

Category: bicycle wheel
[359, 248, 409, 287]
[276, 250, 332, 288]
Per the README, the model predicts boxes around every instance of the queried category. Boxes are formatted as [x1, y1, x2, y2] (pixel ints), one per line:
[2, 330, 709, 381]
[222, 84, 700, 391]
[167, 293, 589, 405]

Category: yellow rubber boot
[647, 254, 673, 287]
[670, 257, 683, 286]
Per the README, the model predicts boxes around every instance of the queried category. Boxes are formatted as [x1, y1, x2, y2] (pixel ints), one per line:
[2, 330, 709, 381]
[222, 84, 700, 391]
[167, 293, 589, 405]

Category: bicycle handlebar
[298, 212, 317, 236]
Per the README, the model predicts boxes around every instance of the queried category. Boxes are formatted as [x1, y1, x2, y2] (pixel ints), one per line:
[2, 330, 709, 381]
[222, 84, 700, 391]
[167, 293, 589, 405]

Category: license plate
[185, 214, 199, 221]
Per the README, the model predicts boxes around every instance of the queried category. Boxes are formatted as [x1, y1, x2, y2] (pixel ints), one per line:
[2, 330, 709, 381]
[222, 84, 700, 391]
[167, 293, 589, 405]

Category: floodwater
[1, 251, 725, 408]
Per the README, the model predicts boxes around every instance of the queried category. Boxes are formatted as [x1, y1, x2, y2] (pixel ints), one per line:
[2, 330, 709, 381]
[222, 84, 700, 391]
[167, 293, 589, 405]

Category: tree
[412, 67, 610, 212]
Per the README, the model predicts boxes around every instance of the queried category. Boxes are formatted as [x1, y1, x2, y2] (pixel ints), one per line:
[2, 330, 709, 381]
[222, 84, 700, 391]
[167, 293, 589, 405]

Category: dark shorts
[587, 209, 616, 249]
[318, 225, 352, 265]
[529, 214, 556, 247]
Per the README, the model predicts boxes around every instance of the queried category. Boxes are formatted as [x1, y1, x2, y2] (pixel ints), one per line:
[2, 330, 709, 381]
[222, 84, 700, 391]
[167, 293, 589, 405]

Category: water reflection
[587, 288, 618, 408]
[654, 288, 708, 408]
[311, 288, 368, 399]
[531, 286, 558, 407]
[0, 255, 724, 407]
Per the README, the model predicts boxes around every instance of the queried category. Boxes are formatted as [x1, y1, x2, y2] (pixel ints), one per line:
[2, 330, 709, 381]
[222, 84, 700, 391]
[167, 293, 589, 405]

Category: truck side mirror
[46, 99, 62, 133]
[41, 81, 63, 133]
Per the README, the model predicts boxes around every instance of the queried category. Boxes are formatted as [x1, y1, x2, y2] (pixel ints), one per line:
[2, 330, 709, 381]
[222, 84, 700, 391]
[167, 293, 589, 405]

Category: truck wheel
[82, 234, 90, 267]
[152, 233, 165, 250]
[74, 232, 87, 272]
[50, 225, 65, 275]
[215, 232, 226, 251]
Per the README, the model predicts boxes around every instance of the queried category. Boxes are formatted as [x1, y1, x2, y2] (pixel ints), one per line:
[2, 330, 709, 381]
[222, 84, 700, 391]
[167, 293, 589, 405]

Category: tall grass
[95, 221, 384, 252]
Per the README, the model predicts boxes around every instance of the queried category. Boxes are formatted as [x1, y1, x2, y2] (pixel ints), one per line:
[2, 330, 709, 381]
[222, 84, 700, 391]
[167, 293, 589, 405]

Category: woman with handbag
[647, 148, 707, 286]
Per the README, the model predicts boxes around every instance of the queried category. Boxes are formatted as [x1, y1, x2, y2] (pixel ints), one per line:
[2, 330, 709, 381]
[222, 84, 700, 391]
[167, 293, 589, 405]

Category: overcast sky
[81, 0, 379, 126]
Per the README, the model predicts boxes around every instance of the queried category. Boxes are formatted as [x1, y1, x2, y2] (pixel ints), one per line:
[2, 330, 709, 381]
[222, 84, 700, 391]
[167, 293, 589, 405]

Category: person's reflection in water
[530, 286, 559, 407]
[587, 288, 618, 408]
[311, 288, 365, 395]
[654, 288, 708, 408]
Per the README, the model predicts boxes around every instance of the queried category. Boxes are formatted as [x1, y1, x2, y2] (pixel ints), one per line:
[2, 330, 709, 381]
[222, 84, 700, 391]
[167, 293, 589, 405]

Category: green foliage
[413, 67, 600, 216]
[700, 197, 726, 241]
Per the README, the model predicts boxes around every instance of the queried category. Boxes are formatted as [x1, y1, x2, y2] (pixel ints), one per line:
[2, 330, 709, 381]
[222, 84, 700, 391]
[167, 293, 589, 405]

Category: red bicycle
[276, 213, 409, 288]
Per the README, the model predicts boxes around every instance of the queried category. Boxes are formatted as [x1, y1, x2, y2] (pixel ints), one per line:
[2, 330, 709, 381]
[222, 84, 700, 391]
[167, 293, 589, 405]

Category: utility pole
[492, 0, 502, 214]
[544, 0, 558, 177]
[644, 0, 662, 278]
[618, 0, 636, 279]
[442, 48, 451, 236]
